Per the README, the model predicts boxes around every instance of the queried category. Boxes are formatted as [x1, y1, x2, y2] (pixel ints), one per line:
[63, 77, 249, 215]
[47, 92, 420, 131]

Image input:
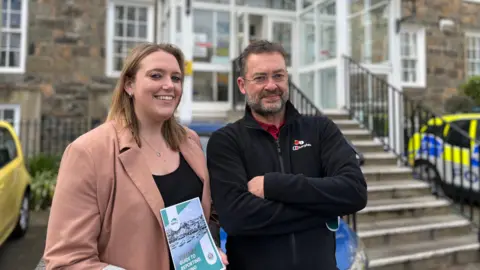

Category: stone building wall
[401, 0, 480, 113]
[0, 0, 115, 122]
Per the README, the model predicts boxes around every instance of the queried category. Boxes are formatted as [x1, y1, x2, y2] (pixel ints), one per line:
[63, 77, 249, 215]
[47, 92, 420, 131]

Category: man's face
[237, 52, 289, 116]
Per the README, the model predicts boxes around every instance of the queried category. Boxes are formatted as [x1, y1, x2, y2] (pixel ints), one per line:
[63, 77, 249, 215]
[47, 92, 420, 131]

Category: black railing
[8, 118, 99, 165]
[230, 57, 363, 232]
[231, 57, 245, 110]
[344, 56, 480, 236]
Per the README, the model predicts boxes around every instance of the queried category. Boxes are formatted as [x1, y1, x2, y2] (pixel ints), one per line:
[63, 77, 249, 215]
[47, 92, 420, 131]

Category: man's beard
[246, 88, 288, 117]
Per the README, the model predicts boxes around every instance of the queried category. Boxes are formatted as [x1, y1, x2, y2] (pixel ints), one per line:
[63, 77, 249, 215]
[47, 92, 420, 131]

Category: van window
[424, 124, 446, 138]
[0, 127, 17, 168]
[445, 120, 471, 148]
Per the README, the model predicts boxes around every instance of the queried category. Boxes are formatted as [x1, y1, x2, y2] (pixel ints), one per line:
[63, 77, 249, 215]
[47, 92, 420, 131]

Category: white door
[267, 17, 295, 68]
[237, 11, 250, 54]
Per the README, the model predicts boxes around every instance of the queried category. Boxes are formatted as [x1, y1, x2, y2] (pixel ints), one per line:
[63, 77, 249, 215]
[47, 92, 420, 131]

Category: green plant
[30, 170, 57, 211]
[28, 154, 61, 177]
[444, 95, 475, 114]
[460, 75, 480, 106]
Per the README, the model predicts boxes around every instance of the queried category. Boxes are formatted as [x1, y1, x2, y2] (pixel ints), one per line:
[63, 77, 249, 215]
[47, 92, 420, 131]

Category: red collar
[255, 119, 285, 140]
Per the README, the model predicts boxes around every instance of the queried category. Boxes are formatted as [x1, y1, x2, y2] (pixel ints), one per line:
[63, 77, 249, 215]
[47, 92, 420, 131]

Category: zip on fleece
[276, 138, 297, 267]
[245, 124, 298, 267]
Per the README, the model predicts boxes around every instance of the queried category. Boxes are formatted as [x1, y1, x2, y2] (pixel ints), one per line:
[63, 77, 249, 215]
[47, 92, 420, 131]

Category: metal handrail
[344, 55, 480, 241]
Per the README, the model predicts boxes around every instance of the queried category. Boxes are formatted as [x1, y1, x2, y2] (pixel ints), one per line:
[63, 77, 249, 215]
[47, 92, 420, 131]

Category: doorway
[236, 12, 294, 68]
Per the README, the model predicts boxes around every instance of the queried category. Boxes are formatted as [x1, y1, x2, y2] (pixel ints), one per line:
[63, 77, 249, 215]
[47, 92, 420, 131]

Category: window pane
[11, 0, 21, 11]
[349, 14, 364, 62]
[193, 71, 229, 102]
[10, 12, 21, 28]
[127, 7, 136, 21]
[115, 6, 124, 20]
[370, 3, 389, 63]
[176, 6, 181, 32]
[115, 57, 123, 71]
[215, 12, 229, 62]
[3, 109, 14, 123]
[0, 51, 6, 66]
[114, 41, 123, 53]
[194, 71, 214, 102]
[127, 23, 135, 37]
[138, 24, 147, 38]
[9, 33, 20, 48]
[1, 11, 6, 26]
[115, 23, 124, 36]
[319, 68, 337, 109]
[138, 7, 147, 22]
[271, 21, 292, 66]
[300, 72, 315, 102]
[1, 32, 7, 47]
[300, 9, 314, 65]
[216, 72, 229, 102]
[8, 51, 19, 67]
[193, 9, 213, 62]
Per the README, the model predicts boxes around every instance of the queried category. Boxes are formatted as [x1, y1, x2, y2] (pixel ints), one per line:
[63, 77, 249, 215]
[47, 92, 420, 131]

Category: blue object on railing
[219, 219, 362, 270]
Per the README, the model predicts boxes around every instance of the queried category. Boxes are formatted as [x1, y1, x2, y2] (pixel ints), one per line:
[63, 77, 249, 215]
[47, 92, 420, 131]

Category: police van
[407, 113, 480, 203]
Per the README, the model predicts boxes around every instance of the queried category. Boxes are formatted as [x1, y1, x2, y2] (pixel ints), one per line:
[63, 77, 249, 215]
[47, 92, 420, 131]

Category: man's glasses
[244, 73, 288, 85]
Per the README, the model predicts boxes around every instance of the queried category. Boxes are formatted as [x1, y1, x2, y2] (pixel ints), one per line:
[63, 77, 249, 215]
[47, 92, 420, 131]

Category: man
[206, 40, 367, 270]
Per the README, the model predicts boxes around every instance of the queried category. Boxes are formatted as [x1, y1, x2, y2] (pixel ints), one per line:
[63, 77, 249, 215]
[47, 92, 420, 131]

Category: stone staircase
[227, 108, 480, 270]
[326, 111, 480, 270]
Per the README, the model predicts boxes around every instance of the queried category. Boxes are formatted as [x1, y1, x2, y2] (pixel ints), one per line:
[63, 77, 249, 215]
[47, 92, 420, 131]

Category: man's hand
[248, 176, 265, 198]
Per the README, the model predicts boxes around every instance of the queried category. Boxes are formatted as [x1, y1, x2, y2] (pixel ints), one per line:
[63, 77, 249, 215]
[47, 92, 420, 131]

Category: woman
[43, 43, 228, 270]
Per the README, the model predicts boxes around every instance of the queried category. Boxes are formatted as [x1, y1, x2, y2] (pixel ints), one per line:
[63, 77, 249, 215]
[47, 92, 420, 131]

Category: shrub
[444, 95, 475, 114]
[27, 154, 61, 211]
[460, 75, 480, 106]
[28, 154, 61, 177]
[30, 170, 57, 211]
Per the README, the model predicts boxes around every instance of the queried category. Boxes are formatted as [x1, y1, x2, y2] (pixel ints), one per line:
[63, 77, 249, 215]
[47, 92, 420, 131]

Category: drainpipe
[153, 0, 159, 43]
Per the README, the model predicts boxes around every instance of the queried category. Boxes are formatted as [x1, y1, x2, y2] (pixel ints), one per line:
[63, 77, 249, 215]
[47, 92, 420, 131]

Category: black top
[153, 152, 203, 270]
[206, 100, 367, 270]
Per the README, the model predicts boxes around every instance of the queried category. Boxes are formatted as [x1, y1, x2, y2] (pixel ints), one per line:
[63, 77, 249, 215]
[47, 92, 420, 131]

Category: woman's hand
[217, 247, 229, 266]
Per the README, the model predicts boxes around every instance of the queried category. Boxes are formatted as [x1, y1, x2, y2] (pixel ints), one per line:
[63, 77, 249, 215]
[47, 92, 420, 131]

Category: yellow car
[407, 113, 480, 201]
[0, 121, 32, 246]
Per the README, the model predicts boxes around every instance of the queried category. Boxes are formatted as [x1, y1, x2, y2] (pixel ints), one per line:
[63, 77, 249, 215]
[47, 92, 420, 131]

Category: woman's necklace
[141, 136, 162, 157]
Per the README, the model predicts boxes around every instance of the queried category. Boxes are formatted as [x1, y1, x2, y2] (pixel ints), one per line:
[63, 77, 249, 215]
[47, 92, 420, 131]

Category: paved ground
[0, 210, 49, 270]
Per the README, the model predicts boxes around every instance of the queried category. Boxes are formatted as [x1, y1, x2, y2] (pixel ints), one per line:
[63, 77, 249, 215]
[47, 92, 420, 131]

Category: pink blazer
[44, 120, 215, 270]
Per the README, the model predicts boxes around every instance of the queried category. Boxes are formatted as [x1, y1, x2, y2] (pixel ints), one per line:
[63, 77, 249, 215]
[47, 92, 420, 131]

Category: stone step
[367, 234, 480, 270]
[363, 152, 398, 166]
[323, 110, 350, 120]
[448, 262, 480, 270]
[368, 180, 432, 200]
[350, 140, 386, 153]
[358, 214, 472, 248]
[333, 119, 362, 130]
[358, 195, 452, 223]
[362, 166, 413, 181]
[342, 129, 372, 140]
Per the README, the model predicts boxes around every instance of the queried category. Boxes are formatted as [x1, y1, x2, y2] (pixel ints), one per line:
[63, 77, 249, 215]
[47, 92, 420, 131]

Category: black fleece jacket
[206, 101, 367, 270]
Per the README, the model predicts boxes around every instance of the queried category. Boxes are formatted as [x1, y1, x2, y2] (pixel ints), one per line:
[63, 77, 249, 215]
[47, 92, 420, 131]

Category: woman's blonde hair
[106, 42, 187, 151]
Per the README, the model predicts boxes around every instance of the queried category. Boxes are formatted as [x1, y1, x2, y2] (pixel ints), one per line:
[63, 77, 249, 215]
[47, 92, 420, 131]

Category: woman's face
[126, 50, 183, 123]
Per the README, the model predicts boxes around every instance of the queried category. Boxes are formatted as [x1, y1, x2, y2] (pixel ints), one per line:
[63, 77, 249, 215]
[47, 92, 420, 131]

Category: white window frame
[105, 0, 155, 77]
[465, 32, 480, 78]
[0, 0, 29, 74]
[0, 104, 21, 135]
[399, 25, 426, 88]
